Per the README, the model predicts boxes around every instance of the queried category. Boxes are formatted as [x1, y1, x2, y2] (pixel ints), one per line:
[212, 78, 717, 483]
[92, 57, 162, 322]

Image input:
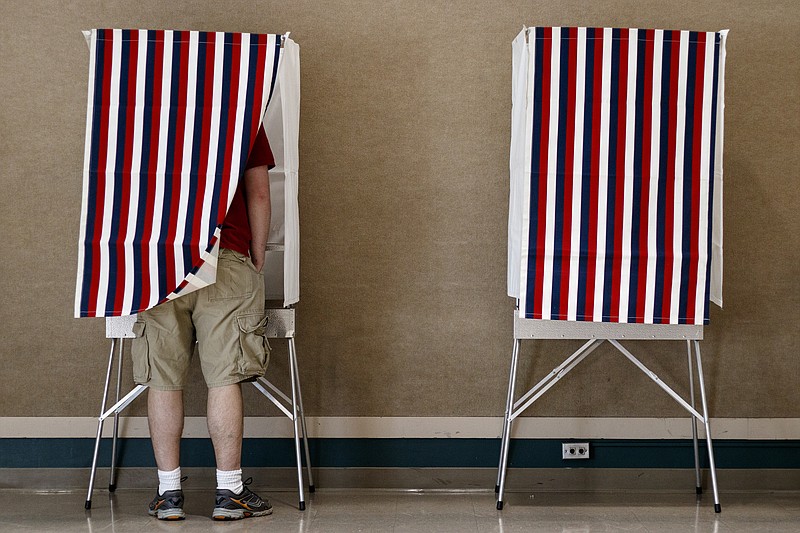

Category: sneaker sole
[149, 508, 186, 520]
[212, 507, 273, 520]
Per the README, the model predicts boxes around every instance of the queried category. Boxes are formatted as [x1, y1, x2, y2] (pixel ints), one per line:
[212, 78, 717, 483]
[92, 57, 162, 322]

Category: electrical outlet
[562, 442, 590, 459]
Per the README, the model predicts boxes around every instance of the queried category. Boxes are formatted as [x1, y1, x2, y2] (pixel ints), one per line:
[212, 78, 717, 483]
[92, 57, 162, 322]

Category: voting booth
[499, 26, 728, 512]
[75, 29, 311, 510]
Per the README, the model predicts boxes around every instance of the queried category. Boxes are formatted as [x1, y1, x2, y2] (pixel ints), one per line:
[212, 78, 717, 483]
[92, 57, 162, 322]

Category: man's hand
[250, 247, 265, 273]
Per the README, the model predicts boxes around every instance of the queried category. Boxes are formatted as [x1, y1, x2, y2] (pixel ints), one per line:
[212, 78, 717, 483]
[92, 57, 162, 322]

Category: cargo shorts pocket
[131, 321, 151, 384]
[236, 312, 271, 379]
[209, 251, 253, 302]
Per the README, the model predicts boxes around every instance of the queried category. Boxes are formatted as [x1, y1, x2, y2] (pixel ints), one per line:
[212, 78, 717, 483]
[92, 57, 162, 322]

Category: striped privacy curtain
[509, 27, 727, 325]
[75, 29, 282, 317]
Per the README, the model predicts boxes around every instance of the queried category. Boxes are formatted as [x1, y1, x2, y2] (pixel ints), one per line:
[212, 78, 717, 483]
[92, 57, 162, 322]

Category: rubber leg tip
[309, 485, 316, 493]
[109, 483, 116, 492]
[299, 501, 306, 511]
[496, 501, 504, 510]
[494, 484, 500, 493]
[695, 486, 702, 495]
[85, 501, 92, 510]
[714, 503, 721, 513]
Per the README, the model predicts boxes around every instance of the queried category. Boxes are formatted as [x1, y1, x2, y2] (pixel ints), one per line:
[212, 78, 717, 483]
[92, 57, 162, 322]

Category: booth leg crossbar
[85, 309, 314, 511]
[494, 337, 721, 513]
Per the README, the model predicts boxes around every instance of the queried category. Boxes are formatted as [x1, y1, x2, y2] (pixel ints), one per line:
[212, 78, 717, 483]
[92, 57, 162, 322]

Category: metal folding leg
[693, 340, 721, 513]
[109, 339, 124, 492]
[495, 340, 520, 494]
[85, 340, 117, 510]
[249, 307, 314, 511]
[290, 337, 315, 493]
[288, 339, 307, 510]
[687, 340, 702, 495]
[85, 336, 149, 509]
[496, 339, 602, 510]
[496, 339, 521, 510]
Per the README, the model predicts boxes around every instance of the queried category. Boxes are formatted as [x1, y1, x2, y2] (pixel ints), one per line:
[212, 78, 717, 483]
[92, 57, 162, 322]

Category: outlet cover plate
[562, 442, 590, 459]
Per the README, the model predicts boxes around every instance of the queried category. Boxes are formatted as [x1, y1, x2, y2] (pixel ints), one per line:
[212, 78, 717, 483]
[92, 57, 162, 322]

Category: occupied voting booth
[499, 26, 728, 512]
[74, 29, 311, 510]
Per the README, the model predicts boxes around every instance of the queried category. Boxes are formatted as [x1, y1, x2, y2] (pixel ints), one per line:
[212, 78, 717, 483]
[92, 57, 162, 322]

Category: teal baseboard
[1, 438, 798, 469]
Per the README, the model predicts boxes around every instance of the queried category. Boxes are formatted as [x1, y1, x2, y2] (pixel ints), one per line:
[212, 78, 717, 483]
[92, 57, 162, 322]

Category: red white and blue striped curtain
[510, 27, 727, 325]
[75, 29, 281, 317]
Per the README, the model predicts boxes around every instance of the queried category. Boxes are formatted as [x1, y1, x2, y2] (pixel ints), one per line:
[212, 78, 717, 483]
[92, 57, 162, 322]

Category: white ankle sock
[157, 467, 182, 495]
[216, 469, 243, 494]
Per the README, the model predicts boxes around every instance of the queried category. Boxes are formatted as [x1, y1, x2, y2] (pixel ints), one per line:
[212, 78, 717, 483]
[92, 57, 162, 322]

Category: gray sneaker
[212, 478, 273, 520]
[148, 489, 186, 520]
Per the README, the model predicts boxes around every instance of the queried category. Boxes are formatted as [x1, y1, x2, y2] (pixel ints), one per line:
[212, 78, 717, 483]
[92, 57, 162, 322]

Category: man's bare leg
[146, 389, 186, 519]
[207, 383, 243, 471]
[148, 389, 184, 471]
[208, 383, 272, 519]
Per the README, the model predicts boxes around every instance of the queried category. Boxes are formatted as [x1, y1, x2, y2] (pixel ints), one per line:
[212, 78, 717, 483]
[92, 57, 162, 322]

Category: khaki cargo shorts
[131, 248, 270, 390]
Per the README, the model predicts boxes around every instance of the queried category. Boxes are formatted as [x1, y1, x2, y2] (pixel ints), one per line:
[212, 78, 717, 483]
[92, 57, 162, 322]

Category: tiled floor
[0, 489, 797, 532]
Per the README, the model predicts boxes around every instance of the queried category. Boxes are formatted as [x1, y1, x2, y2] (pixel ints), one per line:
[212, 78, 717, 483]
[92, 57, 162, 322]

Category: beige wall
[0, 0, 797, 419]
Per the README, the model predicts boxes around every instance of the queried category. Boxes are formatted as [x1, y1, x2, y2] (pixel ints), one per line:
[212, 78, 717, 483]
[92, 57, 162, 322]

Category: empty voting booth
[499, 26, 728, 512]
[74, 29, 311, 510]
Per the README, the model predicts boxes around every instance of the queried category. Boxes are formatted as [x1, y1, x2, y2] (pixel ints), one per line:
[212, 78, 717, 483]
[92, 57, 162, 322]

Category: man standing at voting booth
[75, 29, 302, 520]
[74, 28, 297, 520]
[130, 127, 275, 521]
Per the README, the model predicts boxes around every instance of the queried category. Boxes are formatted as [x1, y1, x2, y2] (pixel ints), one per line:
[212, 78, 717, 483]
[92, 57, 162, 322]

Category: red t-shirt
[220, 127, 275, 255]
